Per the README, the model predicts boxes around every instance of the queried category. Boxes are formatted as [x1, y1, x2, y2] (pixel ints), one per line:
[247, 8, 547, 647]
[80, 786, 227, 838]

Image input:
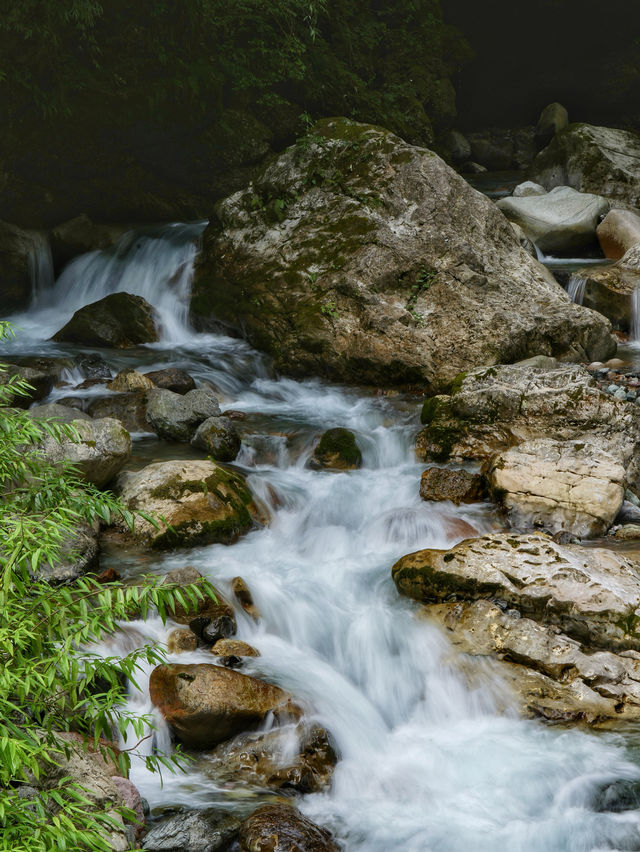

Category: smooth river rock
[238, 804, 339, 852]
[52, 292, 159, 348]
[39, 416, 131, 487]
[488, 438, 625, 537]
[597, 208, 640, 259]
[149, 663, 295, 749]
[146, 388, 221, 442]
[392, 533, 640, 652]
[191, 117, 615, 390]
[496, 186, 609, 253]
[116, 460, 255, 547]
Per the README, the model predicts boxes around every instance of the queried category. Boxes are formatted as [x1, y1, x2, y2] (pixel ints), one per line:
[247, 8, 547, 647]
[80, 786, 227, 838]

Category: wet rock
[39, 417, 131, 487]
[496, 186, 609, 253]
[310, 428, 362, 471]
[415, 363, 640, 491]
[87, 393, 150, 433]
[50, 215, 125, 271]
[238, 804, 338, 852]
[191, 416, 241, 462]
[192, 614, 236, 646]
[142, 808, 241, 852]
[614, 525, 640, 540]
[419, 466, 485, 505]
[616, 501, 640, 525]
[76, 352, 112, 380]
[211, 639, 260, 658]
[116, 460, 254, 547]
[232, 577, 261, 620]
[596, 208, 640, 260]
[393, 532, 640, 652]
[534, 102, 569, 151]
[198, 724, 336, 794]
[149, 663, 295, 749]
[144, 367, 196, 394]
[0, 363, 55, 407]
[592, 780, 640, 813]
[146, 388, 221, 442]
[107, 368, 155, 392]
[167, 628, 199, 654]
[431, 599, 640, 723]
[52, 292, 159, 348]
[488, 438, 625, 538]
[567, 264, 639, 333]
[28, 403, 92, 424]
[191, 117, 615, 390]
[529, 123, 640, 209]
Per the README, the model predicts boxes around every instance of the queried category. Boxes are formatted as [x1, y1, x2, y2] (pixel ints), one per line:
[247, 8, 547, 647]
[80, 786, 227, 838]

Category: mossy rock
[310, 428, 362, 471]
[52, 292, 159, 348]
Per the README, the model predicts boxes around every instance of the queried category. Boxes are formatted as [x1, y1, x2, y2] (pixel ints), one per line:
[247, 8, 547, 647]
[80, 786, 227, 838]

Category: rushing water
[5, 226, 640, 850]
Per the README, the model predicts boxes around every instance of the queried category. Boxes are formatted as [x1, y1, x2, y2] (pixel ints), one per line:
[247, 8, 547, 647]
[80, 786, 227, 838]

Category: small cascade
[26, 230, 55, 303]
[567, 274, 587, 305]
[13, 221, 207, 344]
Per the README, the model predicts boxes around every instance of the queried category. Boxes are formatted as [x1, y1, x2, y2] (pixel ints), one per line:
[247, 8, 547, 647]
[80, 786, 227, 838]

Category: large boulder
[529, 124, 640, 209]
[146, 388, 221, 442]
[416, 363, 640, 490]
[38, 522, 99, 584]
[238, 805, 338, 852]
[149, 663, 295, 749]
[392, 532, 640, 652]
[39, 417, 131, 487]
[431, 599, 640, 723]
[197, 724, 337, 793]
[488, 438, 625, 537]
[52, 292, 159, 348]
[309, 427, 362, 471]
[116, 460, 254, 547]
[28, 403, 92, 424]
[597, 208, 640, 259]
[496, 186, 609, 253]
[87, 393, 150, 433]
[191, 118, 615, 390]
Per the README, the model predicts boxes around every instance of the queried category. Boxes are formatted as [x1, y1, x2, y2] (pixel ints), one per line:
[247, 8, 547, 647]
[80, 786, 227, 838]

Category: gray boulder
[534, 102, 569, 150]
[146, 388, 221, 442]
[38, 522, 99, 584]
[191, 118, 615, 391]
[142, 809, 241, 852]
[39, 417, 131, 487]
[496, 186, 609, 253]
[29, 403, 92, 424]
[191, 416, 241, 461]
[529, 123, 640, 209]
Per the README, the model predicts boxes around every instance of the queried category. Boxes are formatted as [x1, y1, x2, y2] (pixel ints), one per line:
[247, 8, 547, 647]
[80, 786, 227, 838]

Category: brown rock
[419, 467, 485, 504]
[238, 804, 338, 852]
[167, 628, 199, 654]
[149, 663, 295, 749]
[211, 639, 260, 657]
[106, 368, 155, 392]
[232, 577, 261, 620]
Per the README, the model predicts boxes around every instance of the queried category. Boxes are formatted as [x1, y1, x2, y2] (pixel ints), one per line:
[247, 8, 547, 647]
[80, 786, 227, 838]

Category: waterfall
[12, 221, 207, 344]
[631, 286, 640, 344]
[567, 274, 587, 305]
[26, 230, 55, 303]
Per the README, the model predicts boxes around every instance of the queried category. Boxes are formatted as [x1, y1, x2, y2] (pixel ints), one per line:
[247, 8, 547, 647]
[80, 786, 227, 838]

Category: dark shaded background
[443, 0, 640, 129]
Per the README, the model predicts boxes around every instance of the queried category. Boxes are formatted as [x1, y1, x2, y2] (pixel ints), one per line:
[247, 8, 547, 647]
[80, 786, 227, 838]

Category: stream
[5, 224, 640, 850]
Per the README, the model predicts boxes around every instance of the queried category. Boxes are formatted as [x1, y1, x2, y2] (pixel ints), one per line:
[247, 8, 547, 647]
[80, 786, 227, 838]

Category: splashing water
[567, 274, 588, 305]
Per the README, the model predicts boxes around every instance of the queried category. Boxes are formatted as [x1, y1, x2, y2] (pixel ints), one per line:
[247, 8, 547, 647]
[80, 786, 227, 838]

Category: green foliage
[0, 323, 216, 850]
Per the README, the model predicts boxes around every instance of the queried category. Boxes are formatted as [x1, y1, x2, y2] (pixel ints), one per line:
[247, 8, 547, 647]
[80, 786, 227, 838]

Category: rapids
[4, 224, 640, 851]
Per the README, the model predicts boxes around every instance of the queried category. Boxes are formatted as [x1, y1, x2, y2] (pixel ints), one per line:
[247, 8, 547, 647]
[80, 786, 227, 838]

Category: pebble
[607, 384, 621, 394]
[614, 389, 628, 401]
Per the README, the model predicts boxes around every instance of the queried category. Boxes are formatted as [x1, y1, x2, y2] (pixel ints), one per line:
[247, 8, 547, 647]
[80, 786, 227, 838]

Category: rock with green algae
[309, 427, 362, 470]
[191, 416, 241, 462]
[191, 117, 614, 390]
[116, 459, 256, 547]
[52, 292, 159, 348]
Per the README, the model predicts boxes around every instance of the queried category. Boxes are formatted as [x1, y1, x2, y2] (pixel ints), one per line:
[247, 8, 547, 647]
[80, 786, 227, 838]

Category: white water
[631, 288, 640, 346]
[12, 221, 206, 345]
[567, 274, 588, 305]
[7, 226, 640, 850]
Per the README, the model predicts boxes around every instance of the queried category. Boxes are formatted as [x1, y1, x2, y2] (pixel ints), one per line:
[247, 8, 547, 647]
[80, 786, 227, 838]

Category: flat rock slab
[431, 600, 640, 723]
[392, 532, 640, 652]
[489, 438, 625, 538]
[497, 185, 609, 253]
